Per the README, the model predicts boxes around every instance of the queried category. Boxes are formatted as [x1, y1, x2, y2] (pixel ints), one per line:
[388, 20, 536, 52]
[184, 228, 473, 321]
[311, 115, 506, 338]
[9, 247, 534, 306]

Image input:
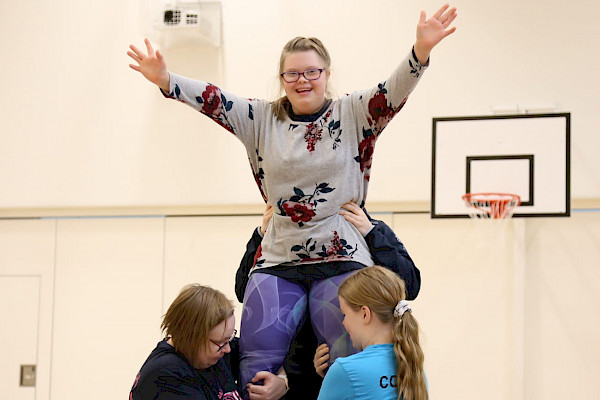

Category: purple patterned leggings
[238, 271, 358, 398]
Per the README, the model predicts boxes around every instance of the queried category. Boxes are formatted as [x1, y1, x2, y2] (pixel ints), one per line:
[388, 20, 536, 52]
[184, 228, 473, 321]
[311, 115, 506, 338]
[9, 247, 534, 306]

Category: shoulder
[318, 361, 353, 400]
[138, 341, 196, 382]
[339, 344, 395, 372]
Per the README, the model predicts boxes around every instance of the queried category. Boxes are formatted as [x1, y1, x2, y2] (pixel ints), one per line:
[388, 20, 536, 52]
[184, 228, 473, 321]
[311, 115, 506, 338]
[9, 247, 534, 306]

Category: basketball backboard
[431, 113, 570, 218]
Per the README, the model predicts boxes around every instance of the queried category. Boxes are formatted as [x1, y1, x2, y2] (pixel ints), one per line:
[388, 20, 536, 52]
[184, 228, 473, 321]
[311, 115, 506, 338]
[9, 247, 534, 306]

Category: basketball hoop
[462, 193, 521, 219]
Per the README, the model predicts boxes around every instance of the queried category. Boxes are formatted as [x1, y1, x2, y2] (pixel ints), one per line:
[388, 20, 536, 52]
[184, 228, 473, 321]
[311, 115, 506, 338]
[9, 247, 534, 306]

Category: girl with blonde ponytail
[317, 266, 427, 400]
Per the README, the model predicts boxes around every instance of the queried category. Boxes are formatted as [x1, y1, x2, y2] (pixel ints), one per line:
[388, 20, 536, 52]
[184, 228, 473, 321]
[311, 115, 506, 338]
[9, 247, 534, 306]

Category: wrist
[276, 373, 289, 392]
[158, 73, 171, 93]
[361, 223, 375, 237]
[413, 43, 431, 65]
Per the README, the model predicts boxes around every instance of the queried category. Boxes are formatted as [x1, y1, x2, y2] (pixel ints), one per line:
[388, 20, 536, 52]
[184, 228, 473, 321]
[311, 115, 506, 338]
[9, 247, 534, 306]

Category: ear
[360, 306, 372, 324]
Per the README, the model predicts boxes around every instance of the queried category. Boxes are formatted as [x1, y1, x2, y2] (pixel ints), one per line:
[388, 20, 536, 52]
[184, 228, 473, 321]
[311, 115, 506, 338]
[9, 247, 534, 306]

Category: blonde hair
[338, 266, 427, 400]
[161, 284, 234, 368]
[272, 36, 333, 120]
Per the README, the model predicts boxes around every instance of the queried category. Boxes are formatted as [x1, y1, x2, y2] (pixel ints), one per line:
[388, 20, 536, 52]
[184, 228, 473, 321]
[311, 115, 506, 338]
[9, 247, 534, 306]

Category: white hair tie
[393, 300, 411, 318]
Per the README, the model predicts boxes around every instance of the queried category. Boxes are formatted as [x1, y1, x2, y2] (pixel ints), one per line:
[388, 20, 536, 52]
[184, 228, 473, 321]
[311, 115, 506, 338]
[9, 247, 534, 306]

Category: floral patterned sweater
[163, 49, 427, 271]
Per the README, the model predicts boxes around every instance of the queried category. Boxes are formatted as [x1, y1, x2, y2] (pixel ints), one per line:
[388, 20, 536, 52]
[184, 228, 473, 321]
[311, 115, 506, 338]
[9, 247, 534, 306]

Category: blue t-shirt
[317, 344, 399, 400]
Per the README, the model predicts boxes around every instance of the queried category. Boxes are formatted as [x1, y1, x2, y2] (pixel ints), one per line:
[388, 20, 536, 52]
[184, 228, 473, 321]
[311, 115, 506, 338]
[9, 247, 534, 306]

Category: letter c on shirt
[380, 376, 389, 388]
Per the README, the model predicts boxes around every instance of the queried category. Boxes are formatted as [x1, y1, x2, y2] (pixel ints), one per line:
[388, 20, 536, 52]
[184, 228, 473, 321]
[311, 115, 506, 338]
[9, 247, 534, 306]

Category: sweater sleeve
[352, 48, 428, 137]
[162, 72, 262, 147]
[317, 361, 354, 400]
[364, 220, 421, 300]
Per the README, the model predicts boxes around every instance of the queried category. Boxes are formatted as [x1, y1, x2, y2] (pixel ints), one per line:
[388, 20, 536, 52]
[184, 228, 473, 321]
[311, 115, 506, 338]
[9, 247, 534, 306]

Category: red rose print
[253, 244, 262, 266]
[282, 201, 316, 223]
[326, 231, 344, 256]
[304, 122, 322, 152]
[368, 92, 393, 122]
[358, 134, 377, 172]
[201, 85, 222, 116]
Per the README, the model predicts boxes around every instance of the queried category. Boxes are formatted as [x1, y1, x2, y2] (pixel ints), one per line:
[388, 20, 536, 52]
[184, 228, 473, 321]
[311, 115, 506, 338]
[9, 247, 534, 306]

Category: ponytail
[339, 266, 427, 400]
[392, 310, 427, 400]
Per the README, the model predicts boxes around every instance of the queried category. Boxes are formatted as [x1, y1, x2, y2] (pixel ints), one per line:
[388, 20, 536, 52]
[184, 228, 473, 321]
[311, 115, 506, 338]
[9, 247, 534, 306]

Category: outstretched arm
[414, 4, 458, 64]
[127, 38, 170, 92]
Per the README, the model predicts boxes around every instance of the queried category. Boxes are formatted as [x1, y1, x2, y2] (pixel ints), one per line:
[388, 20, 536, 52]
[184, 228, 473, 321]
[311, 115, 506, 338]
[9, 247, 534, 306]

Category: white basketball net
[462, 193, 521, 219]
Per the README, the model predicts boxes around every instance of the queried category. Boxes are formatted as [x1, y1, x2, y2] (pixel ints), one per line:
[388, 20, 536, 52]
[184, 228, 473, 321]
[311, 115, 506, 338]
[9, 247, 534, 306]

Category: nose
[222, 342, 232, 353]
[297, 73, 309, 82]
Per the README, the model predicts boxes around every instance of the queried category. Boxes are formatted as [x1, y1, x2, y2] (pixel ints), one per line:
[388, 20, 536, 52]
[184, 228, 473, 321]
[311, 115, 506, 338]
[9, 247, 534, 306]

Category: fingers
[340, 201, 361, 213]
[442, 11, 457, 28]
[440, 7, 457, 25]
[247, 384, 267, 399]
[443, 26, 457, 38]
[339, 210, 359, 225]
[313, 343, 329, 364]
[339, 202, 366, 223]
[144, 38, 154, 56]
[314, 343, 329, 356]
[128, 45, 145, 69]
[314, 343, 330, 377]
[128, 44, 144, 58]
[432, 3, 450, 20]
[419, 10, 426, 24]
[315, 353, 330, 378]
[251, 371, 269, 383]
[261, 203, 274, 235]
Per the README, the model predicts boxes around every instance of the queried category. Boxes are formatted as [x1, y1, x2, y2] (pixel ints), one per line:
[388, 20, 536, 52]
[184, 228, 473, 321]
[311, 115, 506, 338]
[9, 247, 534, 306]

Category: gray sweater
[164, 49, 427, 271]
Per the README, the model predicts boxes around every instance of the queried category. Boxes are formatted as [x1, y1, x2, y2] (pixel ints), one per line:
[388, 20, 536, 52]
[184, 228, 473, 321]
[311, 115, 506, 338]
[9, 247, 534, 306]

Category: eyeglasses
[280, 68, 326, 83]
[209, 329, 237, 352]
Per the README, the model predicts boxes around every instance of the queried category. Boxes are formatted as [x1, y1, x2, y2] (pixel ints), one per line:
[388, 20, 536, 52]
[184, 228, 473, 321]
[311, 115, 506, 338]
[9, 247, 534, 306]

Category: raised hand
[414, 4, 458, 64]
[127, 38, 171, 92]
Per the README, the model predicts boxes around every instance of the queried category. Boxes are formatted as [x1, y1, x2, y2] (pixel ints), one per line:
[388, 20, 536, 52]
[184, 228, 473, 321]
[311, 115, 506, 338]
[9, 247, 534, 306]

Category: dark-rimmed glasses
[210, 329, 237, 352]
[280, 68, 325, 83]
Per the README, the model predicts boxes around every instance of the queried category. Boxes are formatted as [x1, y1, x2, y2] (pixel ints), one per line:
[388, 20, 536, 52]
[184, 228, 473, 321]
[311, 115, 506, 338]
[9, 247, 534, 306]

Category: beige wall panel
[392, 214, 518, 400]
[524, 213, 600, 400]
[164, 215, 263, 328]
[0, 219, 56, 400]
[52, 218, 164, 400]
[0, 276, 39, 400]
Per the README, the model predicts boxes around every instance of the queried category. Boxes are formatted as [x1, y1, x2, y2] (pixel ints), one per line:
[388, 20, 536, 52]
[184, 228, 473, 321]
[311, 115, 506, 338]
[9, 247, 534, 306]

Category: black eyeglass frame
[210, 329, 237, 352]
[280, 68, 326, 83]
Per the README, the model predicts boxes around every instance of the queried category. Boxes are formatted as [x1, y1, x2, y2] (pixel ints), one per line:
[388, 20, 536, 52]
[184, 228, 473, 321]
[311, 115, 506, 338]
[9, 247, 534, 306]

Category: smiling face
[281, 50, 330, 116]
[195, 314, 235, 369]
